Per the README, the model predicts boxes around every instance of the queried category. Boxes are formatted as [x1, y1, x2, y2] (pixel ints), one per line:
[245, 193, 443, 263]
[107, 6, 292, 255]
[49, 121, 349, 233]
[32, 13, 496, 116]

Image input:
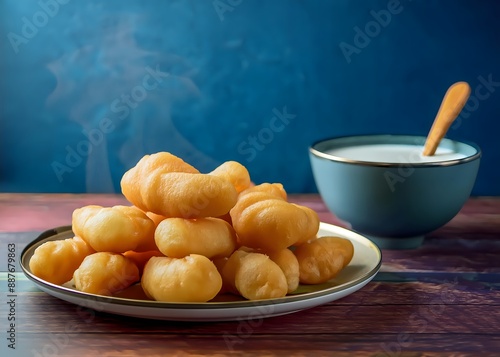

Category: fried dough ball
[221, 250, 288, 300]
[122, 250, 164, 276]
[155, 217, 237, 259]
[230, 190, 320, 251]
[120, 152, 238, 218]
[220, 249, 248, 295]
[73, 252, 140, 295]
[239, 182, 287, 200]
[292, 206, 321, 246]
[29, 236, 94, 285]
[121, 152, 199, 212]
[233, 247, 299, 294]
[294, 237, 354, 284]
[209, 161, 251, 193]
[153, 173, 238, 218]
[235, 253, 288, 300]
[267, 249, 300, 293]
[142, 255, 222, 302]
[72, 205, 156, 253]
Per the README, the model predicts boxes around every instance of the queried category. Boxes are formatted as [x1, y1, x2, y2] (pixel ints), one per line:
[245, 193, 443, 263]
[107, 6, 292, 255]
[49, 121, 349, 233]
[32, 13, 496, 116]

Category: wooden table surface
[1, 193, 499, 356]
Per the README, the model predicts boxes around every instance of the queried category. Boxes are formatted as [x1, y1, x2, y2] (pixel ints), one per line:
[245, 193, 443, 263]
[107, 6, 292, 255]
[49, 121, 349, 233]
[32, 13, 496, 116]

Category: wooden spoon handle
[422, 82, 471, 156]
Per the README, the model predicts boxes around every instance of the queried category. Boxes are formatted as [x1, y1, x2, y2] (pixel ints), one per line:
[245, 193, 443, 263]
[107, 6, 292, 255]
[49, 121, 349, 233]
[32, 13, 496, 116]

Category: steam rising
[46, 12, 217, 192]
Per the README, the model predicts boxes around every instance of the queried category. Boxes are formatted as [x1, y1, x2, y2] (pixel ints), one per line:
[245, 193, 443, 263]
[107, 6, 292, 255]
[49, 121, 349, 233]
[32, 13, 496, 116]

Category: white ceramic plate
[21, 223, 381, 321]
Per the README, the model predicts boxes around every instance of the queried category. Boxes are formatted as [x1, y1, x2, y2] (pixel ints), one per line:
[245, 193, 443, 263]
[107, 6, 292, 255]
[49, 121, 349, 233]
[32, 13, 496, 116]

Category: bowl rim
[309, 134, 482, 168]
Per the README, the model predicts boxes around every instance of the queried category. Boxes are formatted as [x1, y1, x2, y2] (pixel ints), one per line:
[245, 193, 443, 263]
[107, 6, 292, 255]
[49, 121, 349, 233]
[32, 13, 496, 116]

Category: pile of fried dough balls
[29, 152, 354, 302]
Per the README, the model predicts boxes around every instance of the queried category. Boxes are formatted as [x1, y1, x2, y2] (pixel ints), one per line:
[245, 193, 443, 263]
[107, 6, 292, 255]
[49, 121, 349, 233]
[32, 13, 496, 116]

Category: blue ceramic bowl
[309, 135, 481, 249]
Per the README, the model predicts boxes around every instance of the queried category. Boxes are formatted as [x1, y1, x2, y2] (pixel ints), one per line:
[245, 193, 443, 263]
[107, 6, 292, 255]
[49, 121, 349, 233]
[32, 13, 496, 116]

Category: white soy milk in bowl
[326, 144, 467, 164]
[309, 135, 481, 249]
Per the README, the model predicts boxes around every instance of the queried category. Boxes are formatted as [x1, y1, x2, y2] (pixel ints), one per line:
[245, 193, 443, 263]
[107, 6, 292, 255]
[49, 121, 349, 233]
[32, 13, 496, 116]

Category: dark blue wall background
[1, 0, 499, 194]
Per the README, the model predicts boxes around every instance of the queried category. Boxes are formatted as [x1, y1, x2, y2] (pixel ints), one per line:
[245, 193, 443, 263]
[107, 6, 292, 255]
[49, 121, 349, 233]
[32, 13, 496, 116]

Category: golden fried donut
[73, 252, 140, 295]
[239, 182, 287, 200]
[121, 152, 238, 218]
[294, 236, 354, 284]
[291, 204, 321, 246]
[220, 249, 288, 300]
[72, 205, 156, 253]
[142, 255, 222, 302]
[151, 172, 237, 218]
[155, 217, 237, 258]
[230, 191, 320, 251]
[29, 236, 94, 285]
[230, 247, 299, 294]
[234, 252, 288, 300]
[209, 161, 251, 193]
[267, 248, 300, 293]
[220, 249, 249, 295]
[121, 152, 199, 212]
